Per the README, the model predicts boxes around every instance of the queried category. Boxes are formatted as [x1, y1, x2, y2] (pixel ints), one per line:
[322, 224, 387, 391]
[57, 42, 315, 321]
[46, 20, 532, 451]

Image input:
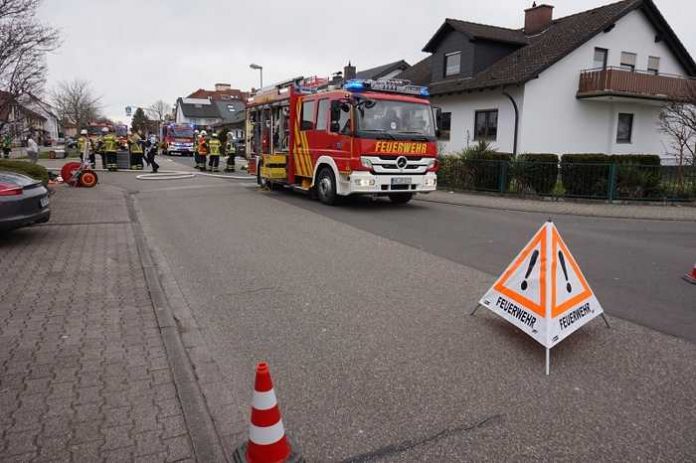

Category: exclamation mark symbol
[558, 251, 572, 293]
[521, 250, 539, 291]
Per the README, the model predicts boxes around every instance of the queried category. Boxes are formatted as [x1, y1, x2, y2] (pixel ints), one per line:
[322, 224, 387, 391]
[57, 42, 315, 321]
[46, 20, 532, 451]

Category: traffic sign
[476, 221, 606, 374]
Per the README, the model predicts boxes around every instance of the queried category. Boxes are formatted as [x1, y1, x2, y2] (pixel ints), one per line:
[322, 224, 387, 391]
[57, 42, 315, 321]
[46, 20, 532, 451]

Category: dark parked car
[0, 171, 50, 231]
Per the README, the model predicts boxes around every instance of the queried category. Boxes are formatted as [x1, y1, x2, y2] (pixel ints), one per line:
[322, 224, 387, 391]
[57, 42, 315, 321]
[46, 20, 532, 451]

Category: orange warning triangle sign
[479, 222, 604, 350]
[492, 226, 547, 318]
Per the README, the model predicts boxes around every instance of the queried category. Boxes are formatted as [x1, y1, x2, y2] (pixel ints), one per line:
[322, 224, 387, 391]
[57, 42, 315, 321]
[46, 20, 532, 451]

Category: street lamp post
[249, 63, 263, 90]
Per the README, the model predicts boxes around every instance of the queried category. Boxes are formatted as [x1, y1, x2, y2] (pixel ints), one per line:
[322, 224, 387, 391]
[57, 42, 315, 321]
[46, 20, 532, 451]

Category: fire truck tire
[388, 193, 413, 204]
[316, 167, 337, 205]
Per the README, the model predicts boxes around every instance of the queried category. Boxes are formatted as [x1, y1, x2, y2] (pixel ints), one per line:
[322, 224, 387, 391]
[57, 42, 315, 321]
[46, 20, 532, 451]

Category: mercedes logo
[396, 156, 408, 170]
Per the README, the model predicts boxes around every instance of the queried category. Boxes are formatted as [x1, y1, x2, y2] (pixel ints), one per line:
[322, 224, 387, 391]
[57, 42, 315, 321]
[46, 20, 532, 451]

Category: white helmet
[80, 129, 87, 135]
[101, 127, 109, 133]
[200, 130, 207, 136]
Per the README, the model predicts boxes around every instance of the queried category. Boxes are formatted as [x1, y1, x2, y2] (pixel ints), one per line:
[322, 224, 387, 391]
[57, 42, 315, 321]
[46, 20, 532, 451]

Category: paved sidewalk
[0, 185, 198, 462]
[419, 190, 696, 221]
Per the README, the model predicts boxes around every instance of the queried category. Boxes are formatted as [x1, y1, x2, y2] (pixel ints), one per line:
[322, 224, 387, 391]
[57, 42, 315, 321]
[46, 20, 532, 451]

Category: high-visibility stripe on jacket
[209, 139, 221, 155]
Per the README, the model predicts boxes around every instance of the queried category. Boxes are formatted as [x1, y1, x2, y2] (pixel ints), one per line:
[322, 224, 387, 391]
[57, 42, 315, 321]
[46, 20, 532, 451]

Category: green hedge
[0, 160, 49, 186]
[560, 154, 611, 198]
[513, 153, 559, 195]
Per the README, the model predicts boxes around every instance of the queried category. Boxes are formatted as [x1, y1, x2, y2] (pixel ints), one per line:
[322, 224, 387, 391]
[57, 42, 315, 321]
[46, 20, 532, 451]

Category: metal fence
[437, 159, 696, 202]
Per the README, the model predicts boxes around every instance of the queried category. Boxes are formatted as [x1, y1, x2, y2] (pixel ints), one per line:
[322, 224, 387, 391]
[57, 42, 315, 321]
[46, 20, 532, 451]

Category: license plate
[40, 196, 49, 208]
[391, 177, 411, 185]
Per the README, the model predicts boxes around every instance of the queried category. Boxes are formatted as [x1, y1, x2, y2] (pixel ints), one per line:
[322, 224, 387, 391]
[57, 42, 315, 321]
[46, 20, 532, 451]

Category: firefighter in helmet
[208, 133, 222, 172]
[225, 132, 236, 172]
[197, 130, 208, 170]
[128, 130, 144, 170]
[98, 127, 119, 171]
[77, 129, 93, 166]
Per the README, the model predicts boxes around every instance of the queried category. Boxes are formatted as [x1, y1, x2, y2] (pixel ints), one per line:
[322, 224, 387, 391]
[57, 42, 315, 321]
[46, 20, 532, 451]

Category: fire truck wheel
[388, 193, 413, 204]
[316, 167, 337, 205]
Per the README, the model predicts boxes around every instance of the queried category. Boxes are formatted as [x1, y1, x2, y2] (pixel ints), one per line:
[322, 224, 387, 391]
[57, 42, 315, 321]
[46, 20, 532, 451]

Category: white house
[21, 94, 60, 142]
[397, 0, 696, 161]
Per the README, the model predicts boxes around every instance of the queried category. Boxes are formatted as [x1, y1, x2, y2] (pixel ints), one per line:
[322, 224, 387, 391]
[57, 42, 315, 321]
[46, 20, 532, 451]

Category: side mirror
[330, 101, 342, 123]
[433, 106, 442, 138]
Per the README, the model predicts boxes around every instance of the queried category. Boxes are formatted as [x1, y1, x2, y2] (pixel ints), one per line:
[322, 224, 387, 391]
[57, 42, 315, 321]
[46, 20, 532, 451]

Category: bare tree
[0, 0, 60, 134]
[52, 79, 102, 130]
[146, 100, 171, 134]
[659, 85, 696, 168]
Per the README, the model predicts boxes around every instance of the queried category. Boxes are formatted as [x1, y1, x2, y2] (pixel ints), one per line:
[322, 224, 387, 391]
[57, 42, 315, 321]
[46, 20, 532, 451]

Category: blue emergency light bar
[344, 79, 430, 98]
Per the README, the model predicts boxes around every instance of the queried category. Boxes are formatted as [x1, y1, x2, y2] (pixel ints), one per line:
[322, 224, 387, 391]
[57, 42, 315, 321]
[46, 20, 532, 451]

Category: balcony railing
[577, 67, 696, 101]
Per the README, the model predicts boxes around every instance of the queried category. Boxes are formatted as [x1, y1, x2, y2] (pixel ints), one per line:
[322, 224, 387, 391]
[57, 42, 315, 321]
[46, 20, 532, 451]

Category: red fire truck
[246, 77, 438, 205]
[161, 123, 195, 156]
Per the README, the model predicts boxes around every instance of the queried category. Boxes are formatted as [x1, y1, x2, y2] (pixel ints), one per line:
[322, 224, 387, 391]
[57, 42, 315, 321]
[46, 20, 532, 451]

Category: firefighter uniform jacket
[129, 134, 143, 153]
[198, 138, 209, 155]
[77, 136, 90, 154]
[209, 139, 221, 156]
[101, 134, 118, 153]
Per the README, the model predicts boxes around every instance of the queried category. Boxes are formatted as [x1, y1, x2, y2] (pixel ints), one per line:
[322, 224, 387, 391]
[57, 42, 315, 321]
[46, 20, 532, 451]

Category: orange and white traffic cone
[233, 362, 304, 463]
[684, 261, 696, 285]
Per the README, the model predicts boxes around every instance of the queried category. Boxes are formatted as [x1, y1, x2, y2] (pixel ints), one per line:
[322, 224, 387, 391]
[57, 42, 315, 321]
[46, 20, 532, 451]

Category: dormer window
[445, 51, 462, 77]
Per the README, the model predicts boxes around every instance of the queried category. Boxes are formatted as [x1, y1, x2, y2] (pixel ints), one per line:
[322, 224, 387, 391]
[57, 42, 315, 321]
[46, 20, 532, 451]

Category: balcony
[577, 67, 696, 102]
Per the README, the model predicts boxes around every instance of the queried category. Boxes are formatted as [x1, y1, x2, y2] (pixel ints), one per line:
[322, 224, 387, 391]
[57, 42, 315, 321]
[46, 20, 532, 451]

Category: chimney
[344, 61, 356, 80]
[524, 3, 554, 35]
[215, 83, 231, 91]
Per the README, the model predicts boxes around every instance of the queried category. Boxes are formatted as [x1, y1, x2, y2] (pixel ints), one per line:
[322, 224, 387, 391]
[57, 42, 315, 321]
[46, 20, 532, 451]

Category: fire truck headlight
[424, 177, 437, 187]
[354, 178, 375, 187]
[360, 157, 373, 169]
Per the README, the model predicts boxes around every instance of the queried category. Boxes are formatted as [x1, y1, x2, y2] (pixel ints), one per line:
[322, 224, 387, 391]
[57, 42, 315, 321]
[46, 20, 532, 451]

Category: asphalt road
[106, 159, 696, 461]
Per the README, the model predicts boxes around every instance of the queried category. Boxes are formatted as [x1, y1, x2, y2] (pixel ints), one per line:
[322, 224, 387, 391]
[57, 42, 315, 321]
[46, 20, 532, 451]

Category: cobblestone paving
[0, 185, 195, 462]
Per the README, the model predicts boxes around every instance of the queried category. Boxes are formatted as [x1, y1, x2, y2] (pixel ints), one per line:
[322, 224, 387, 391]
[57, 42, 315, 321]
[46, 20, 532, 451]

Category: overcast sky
[39, 0, 695, 123]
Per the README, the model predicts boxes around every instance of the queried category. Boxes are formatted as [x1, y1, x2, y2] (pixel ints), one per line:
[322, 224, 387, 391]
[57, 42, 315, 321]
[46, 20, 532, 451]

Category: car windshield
[356, 100, 435, 138]
[172, 126, 193, 138]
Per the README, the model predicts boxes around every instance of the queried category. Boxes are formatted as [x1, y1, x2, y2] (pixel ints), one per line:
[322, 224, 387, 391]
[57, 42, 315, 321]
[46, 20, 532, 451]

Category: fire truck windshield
[171, 126, 193, 137]
[356, 100, 435, 140]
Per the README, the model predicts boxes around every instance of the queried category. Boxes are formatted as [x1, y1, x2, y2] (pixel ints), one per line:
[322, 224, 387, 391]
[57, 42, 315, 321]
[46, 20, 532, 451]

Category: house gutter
[502, 89, 519, 156]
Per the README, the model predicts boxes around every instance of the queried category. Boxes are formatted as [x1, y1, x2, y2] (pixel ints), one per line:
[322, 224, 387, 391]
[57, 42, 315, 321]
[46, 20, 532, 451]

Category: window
[301, 100, 315, 130]
[474, 110, 498, 141]
[617, 113, 634, 143]
[439, 112, 452, 141]
[620, 52, 636, 71]
[316, 99, 329, 131]
[648, 56, 660, 75]
[444, 52, 461, 77]
[593, 48, 608, 70]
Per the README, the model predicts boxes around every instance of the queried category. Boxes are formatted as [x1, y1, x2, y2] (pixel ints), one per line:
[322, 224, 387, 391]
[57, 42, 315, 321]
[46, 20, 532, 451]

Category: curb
[415, 193, 696, 222]
[126, 193, 227, 462]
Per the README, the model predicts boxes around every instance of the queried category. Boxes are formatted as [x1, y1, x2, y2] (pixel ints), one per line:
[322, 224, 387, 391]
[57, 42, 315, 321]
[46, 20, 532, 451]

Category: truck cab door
[325, 99, 352, 173]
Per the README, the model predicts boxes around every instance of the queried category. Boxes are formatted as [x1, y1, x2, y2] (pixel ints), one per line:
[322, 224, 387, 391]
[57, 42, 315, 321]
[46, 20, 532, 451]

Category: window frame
[616, 113, 634, 144]
[439, 111, 452, 141]
[300, 99, 316, 131]
[593, 47, 608, 70]
[474, 109, 498, 141]
[620, 52, 637, 72]
[315, 98, 329, 132]
[444, 51, 462, 78]
[647, 56, 660, 75]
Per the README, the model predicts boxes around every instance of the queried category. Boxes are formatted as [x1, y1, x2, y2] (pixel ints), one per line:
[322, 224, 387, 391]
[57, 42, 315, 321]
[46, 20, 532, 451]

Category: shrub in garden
[0, 160, 49, 186]
[461, 141, 511, 191]
[512, 153, 559, 195]
[611, 155, 662, 199]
